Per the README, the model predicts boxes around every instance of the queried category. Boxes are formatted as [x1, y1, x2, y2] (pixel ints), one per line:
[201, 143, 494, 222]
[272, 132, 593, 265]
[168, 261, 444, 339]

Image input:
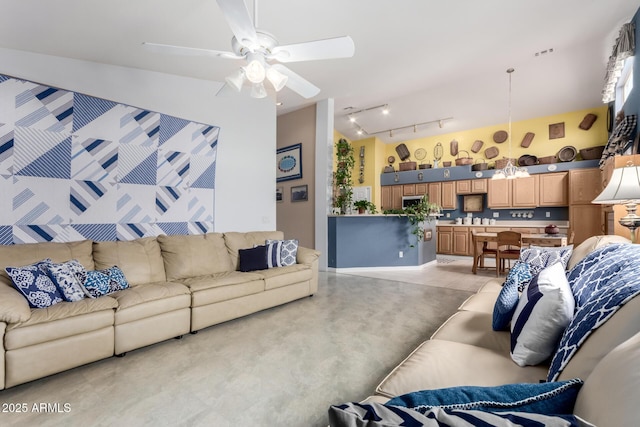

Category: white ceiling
[0, 0, 637, 143]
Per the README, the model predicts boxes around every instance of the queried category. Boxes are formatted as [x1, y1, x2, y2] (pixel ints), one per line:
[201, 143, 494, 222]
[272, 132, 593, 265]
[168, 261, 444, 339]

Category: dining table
[471, 232, 568, 274]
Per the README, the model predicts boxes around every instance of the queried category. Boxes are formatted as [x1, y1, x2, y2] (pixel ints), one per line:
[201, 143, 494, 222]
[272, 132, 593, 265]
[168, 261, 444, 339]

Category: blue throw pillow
[84, 266, 130, 297]
[5, 258, 64, 308]
[46, 259, 88, 302]
[385, 378, 583, 415]
[492, 262, 532, 331]
[239, 246, 269, 272]
[265, 240, 283, 268]
[329, 402, 584, 427]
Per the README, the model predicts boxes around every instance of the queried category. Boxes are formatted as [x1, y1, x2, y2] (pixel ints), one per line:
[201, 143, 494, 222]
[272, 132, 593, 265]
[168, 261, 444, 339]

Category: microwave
[402, 196, 423, 208]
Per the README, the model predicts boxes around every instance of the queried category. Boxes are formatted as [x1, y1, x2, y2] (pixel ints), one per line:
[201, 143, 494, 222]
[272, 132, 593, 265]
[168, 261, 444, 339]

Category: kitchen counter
[436, 220, 569, 228]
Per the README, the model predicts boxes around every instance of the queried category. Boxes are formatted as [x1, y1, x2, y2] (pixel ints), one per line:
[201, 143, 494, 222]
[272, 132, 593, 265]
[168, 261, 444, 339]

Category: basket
[399, 161, 416, 171]
[495, 157, 517, 169]
[538, 156, 557, 164]
[579, 145, 605, 160]
[455, 150, 473, 166]
[442, 161, 452, 167]
[557, 146, 577, 162]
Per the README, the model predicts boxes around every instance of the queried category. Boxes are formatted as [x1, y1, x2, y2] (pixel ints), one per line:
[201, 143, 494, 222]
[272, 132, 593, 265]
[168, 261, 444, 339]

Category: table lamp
[592, 164, 640, 243]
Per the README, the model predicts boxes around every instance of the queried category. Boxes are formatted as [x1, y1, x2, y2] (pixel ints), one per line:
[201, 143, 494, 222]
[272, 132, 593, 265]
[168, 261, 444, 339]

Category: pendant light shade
[251, 83, 268, 99]
[225, 68, 245, 92]
[266, 66, 288, 92]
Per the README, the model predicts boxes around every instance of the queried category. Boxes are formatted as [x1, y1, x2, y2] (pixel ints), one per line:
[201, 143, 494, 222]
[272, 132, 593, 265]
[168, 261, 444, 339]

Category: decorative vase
[545, 224, 560, 235]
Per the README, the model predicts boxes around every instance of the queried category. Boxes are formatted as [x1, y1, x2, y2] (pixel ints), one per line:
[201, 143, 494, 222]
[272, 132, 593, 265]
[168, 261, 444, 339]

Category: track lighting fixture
[358, 117, 453, 138]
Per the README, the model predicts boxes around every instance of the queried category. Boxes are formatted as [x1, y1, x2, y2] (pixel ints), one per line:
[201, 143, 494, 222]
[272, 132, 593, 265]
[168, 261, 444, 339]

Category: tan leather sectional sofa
[362, 235, 639, 425]
[0, 231, 319, 390]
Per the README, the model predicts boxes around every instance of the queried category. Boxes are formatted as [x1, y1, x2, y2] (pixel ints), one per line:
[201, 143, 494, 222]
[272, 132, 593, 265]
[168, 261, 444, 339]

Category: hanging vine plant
[334, 138, 356, 214]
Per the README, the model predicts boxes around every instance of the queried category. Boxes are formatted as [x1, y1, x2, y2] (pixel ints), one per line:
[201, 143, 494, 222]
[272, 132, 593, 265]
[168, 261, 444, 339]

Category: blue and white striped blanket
[548, 243, 640, 381]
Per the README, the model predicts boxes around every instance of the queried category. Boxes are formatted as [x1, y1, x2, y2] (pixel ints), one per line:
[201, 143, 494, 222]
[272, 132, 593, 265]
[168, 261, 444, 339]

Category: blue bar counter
[328, 215, 437, 268]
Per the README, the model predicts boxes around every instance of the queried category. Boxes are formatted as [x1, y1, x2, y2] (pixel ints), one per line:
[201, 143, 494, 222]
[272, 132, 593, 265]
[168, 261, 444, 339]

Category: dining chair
[496, 231, 522, 276]
[472, 231, 497, 274]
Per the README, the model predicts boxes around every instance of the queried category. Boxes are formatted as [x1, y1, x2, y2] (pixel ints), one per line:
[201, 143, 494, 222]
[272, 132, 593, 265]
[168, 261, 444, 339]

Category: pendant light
[492, 68, 530, 180]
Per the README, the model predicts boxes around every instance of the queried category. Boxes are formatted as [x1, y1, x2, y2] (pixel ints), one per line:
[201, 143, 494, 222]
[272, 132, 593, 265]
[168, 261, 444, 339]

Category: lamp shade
[593, 165, 640, 204]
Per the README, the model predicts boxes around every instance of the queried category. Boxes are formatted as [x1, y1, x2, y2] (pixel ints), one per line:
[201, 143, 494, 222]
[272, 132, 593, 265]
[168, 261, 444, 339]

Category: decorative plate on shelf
[387, 155, 395, 164]
[414, 148, 427, 161]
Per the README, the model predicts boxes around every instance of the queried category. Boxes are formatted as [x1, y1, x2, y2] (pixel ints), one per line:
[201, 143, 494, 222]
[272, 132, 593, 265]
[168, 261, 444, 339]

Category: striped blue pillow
[265, 240, 283, 268]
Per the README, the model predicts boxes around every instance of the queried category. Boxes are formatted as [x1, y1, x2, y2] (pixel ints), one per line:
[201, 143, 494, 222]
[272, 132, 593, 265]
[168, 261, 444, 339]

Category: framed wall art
[463, 194, 483, 212]
[276, 187, 283, 203]
[276, 143, 302, 182]
[291, 184, 308, 202]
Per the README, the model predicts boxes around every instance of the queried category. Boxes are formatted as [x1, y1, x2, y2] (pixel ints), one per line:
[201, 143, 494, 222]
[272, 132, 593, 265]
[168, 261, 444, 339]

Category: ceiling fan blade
[271, 64, 320, 99]
[270, 36, 355, 63]
[142, 42, 242, 59]
[216, 0, 258, 48]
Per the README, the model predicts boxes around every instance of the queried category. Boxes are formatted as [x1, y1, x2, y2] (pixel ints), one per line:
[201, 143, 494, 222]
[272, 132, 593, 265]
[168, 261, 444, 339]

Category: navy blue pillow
[239, 246, 269, 272]
[386, 378, 583, 415]
[492, 262, 532, 331]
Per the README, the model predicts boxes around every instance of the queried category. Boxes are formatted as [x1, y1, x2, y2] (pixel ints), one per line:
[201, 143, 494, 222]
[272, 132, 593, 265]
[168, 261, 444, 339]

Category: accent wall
[0, 74, 218, 244]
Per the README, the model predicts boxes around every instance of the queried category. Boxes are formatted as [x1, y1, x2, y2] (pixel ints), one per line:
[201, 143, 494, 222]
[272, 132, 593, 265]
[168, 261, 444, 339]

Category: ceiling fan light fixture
[250, 82, 268, 99]
[244, 53, 266, 84]
[225, 68, 245, 92]
[266, 66, 288, 92]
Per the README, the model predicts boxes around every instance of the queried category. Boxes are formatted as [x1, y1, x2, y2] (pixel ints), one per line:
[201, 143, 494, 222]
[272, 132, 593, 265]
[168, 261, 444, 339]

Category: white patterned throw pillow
[46, 259, 89, 302]
[266, 239, 299, 266]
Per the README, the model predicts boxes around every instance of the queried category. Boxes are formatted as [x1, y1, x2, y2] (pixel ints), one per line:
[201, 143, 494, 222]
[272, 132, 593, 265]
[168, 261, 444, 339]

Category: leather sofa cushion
[224, 231, 284, 270]
[109, 282, 191, 324]
[259, 264, 312, 290]
[5, 309, 114, 350]
[430, 310, 511, 354]
[93, 237, 166, 285]
[574, 331, 640, 427]
[376, 340, 548, 398]
[179, 271, 264, 306]
[558, 294, 640, 381]
[0, 240, 94, 289]
[158, 233, 234, 280]
[6, 296, 117, 331]
[457, 292, 497, 314]
[477, 279, 503, 293]
[567, 234, 630, 270]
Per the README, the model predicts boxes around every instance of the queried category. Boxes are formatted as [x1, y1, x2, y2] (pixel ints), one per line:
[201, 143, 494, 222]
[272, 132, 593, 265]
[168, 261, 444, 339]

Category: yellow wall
[384, 106, 608, 167]
[335, 107, 608, 209]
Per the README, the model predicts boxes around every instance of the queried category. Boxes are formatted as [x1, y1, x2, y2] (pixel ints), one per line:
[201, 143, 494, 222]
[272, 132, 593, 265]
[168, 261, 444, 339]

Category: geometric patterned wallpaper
[0, 74, 218, 245]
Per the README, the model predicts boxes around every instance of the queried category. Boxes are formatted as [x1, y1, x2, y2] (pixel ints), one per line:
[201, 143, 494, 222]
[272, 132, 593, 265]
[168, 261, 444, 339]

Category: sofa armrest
[0, 285, 31, 323]
[296, 246, 320, 265]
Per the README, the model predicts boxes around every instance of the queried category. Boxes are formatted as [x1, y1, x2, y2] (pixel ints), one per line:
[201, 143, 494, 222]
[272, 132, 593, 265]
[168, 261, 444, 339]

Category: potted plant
[385, 194, 441, 245]
[333, 138, 356, 214]
[353, 200, 378, 215]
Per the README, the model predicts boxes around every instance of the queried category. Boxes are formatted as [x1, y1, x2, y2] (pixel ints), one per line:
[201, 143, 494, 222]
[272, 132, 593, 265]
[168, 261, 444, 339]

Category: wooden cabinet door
[512, 175, 539, 207]
[381, 186, 392, 211]
[428, 182, 441, 206]
[471, 179, 488, 194]
[569, 168, 602, 205]
[392, 185, 403, 210]
[570, 204, 604, 245]
[441, 181, 457, 210]
[415, 183, 427, 196]
[456, 180, 471, 194]
[437, 227, 452, 254]
[403, 184, 416, 196]
[453, 227, 469, 255]
[539, 172, 568, 206]
[487, 179, 511, 208]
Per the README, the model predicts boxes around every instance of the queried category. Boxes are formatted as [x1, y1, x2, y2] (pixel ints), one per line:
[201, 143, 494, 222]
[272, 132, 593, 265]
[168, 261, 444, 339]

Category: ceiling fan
[143, 0, 355, 99]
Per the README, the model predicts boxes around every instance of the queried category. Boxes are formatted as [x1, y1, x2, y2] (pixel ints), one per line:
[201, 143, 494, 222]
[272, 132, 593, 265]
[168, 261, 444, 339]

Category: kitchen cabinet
[487, 176, 537, 208]
[441, 181, 457, 210]
[487, 179, 512, 208]
[437, 226, 453, 254]
[512, 175, 538, 207]
[457, 179, 488, 194]
[568, 168, 604, 245]
[453, 227, 469, 255]
[569, 168, 602, 205]
[538, 172, 568, 206]
[570, 204, 604, 245]
[428, 182, 442, 206]
[381, 185, 403, 210]
[403, 184, 416, 196]
[415, 183, 428, 196]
